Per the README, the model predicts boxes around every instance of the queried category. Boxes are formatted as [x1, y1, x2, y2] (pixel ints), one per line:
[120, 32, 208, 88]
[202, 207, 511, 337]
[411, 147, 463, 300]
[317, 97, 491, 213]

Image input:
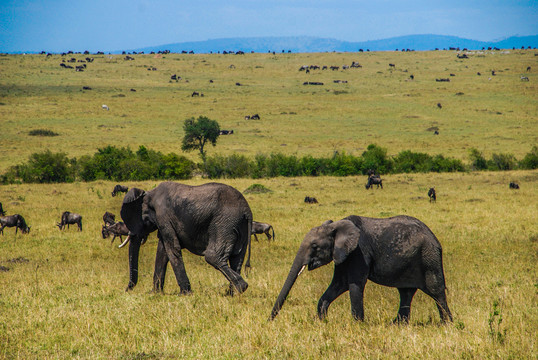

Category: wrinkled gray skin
[121, 181, 253, 295]
[270, 215, 452, 323]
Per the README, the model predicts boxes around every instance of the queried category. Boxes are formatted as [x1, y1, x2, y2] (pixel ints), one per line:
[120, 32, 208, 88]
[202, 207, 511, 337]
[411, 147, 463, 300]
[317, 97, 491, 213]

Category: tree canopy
[181, 116, 220, 162]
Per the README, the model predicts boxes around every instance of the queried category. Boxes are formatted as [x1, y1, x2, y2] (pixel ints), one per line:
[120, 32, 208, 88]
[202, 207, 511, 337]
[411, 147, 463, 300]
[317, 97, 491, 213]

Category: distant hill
[128, 34, 538, 54]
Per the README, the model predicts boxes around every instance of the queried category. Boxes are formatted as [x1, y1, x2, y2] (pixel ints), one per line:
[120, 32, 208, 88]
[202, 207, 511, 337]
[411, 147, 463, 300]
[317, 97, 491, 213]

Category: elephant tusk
[297, 265, 306, 276]
[118, 235, 130, 248]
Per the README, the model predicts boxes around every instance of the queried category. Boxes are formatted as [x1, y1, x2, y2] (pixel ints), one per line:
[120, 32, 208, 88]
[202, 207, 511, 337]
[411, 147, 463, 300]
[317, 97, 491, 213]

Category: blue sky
[1, 0, 537, 52]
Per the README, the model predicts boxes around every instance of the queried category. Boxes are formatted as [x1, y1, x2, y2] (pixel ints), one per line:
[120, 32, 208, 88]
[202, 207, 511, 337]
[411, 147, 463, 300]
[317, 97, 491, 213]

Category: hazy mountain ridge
[129, 34, 538, 54]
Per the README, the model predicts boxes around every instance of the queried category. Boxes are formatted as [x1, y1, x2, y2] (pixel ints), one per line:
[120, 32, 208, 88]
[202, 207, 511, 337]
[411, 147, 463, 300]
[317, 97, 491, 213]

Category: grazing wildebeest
[103, 211, 116, 226]
[57, 211, 82, 231]
[304, 196, 318, 204]
[111, 184, 129, 197]
[437, 103, 442, 109]
[0, 202, 5, 216]
[191, 91, 200, 97]
[250, 114, 260, 120]
[520, 76, 529, 81]
[434, 130, 439, 135]
[102, 222, 129, 244]
[251, 221, 275, 241]
[219, 130, 234, 135]
[365, 175, 383, 189]
[509, 182, 520, 189]
[428, 188, 437, 202]
[0, 214, 30, 235]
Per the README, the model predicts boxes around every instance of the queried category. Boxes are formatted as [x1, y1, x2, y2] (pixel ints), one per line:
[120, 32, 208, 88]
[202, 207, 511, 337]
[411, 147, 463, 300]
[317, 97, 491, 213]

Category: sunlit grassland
[0, 50, 536, 172]
[0, 170, 537, 358]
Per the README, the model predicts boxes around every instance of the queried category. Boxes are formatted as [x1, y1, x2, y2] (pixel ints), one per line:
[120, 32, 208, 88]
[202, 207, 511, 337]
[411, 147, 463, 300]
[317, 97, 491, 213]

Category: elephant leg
[160, 231, 191, 294]
[347, 252, 369, 321]
[422, 268, 453, 322]
[317, 264, 349, 320]
[421, 287, 453, 323]
[395, 288, 417, 323]
[205, 246, 248, 295]
[153, 238, 169, 293]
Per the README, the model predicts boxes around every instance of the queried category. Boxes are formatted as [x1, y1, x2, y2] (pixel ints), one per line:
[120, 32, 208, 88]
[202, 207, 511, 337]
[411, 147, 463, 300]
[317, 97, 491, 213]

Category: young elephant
[270, 215, 452, 323]
[251, 221, 275, 241]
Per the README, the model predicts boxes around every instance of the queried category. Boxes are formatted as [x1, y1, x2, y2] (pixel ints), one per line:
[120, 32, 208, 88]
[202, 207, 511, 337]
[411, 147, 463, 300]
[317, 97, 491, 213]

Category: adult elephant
[270, 215, 452, 323]
[120, 181, 253, 295]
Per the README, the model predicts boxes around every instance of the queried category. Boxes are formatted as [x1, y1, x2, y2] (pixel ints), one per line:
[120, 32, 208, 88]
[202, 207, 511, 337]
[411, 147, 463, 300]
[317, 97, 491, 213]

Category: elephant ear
[120, 188, 146, 235]
[332, 219, 361, 265]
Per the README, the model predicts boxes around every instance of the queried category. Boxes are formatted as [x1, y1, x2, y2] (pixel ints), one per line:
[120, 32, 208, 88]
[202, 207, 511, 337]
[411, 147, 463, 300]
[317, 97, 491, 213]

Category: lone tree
[181, 116, 220, 162]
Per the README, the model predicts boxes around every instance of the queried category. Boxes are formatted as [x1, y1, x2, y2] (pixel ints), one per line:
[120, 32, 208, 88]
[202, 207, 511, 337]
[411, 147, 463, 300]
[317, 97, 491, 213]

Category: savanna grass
[0, 50, 536, 172]
[0, 171, 536, 359]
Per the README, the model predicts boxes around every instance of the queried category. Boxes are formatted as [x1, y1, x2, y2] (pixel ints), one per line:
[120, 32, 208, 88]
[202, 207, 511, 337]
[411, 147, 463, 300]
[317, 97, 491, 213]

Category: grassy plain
[0, 172, 537, 359]
[0, 50, 537, 359]
[0, 50, 536, 171]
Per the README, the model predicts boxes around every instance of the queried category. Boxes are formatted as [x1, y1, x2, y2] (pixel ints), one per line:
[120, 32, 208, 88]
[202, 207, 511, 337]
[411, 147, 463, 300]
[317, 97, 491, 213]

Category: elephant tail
[244, 216, 252, 272]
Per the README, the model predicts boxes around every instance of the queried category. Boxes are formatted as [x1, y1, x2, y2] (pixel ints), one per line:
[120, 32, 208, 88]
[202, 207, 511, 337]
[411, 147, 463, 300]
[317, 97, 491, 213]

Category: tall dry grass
[0, 170, 536, 358]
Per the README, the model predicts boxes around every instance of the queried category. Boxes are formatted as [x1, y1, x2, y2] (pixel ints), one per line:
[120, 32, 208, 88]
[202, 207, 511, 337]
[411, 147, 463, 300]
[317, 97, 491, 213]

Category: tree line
[1, 143, 536, 184]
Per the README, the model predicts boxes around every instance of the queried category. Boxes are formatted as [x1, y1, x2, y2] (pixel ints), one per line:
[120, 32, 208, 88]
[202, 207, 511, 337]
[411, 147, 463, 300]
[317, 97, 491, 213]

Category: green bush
[469, 148, 488, 170]
[361, 144, 393, 174]
[519, 146, 538, 169]
[488, 153, 517, 171]
[28, 129, 59, 137]
[11, 150, 74, 183]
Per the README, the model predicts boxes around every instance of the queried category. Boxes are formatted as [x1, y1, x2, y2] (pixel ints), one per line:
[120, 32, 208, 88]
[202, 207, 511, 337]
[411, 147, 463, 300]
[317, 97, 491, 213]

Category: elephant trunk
[126, 235, 142, 291]
[269, 249, 307, 320]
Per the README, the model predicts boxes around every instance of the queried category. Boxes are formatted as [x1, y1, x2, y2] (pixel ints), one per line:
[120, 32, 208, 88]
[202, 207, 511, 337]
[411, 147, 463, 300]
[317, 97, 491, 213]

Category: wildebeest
[250, 114, 260, 120]
[111, 184, 129, 197]
[0, 214, 30, 235]
[428, 188, 437, 202]
[520, 76, 529, 81]
[191, 91, 200, 97]
[434, 130, 440, 135]
[527, 66, 531, 72]
[304, 196, 318, 204]
[436, 78, 450, 82]
[509, 182, 520, 189]
[103, 211, 116, 226]
[0, 202, 5, 216]
[102, 222, 129, 244]
[365, 175, 383, 189]
[251, 221, 275, 241]
[219, 130, 234, 135]
[57, 211, 82, 231]
[389, 63, 395, 68]
[102, 104, 109, 110]
[437, 103, 442, 109]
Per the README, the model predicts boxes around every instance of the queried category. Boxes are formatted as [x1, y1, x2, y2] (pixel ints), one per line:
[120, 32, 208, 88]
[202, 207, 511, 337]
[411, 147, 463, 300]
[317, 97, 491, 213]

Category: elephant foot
[179, 288, 192, 295]
[392, 315, 410, 325]
[227, 279, 248, 296]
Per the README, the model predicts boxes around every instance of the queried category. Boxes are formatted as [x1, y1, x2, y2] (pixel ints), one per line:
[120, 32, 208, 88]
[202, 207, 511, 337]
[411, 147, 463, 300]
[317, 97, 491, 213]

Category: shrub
[519, 146, 538, 169]
[244, 184, 272, 194]
[161, 153, 194, 179]
[28, 129, 59, 137]
[488, 153, 517, 171]
[15, 150, 73, 183]
[469, 148, 487, 170]
[361, 144, 393, 174]
[326, 152, 363, 176]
